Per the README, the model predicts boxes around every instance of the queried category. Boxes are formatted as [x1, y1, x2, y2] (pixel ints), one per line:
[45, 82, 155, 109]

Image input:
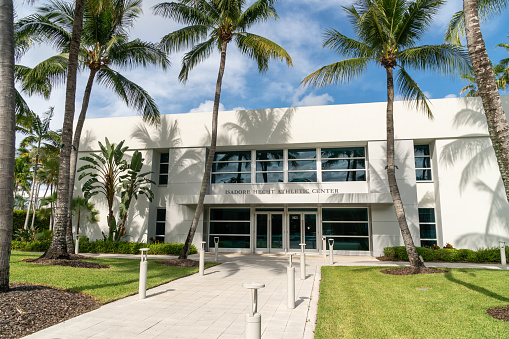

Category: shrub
[383, 246, 508, 263]
[13, 209, 50, 232]
[76, 238, 197, 255]
[11, 240, 51, 251]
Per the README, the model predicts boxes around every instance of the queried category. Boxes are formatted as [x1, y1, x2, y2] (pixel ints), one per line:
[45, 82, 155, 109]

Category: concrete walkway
[23, 253, 505, 339]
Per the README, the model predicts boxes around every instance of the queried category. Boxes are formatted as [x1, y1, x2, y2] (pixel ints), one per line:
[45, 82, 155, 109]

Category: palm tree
[78, 138, 128, 241]
[459, 63, 506, 97]
[18, 0, 169, 258]
[303, 0, 469, 268]
[447, 0, 509, 204]
[0, 0, 16, 291]
[71, 196, 99, 237]
[153, 0, 292, 258]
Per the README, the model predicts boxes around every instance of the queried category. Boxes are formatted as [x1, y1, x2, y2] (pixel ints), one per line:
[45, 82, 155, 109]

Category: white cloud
[189, 100, 226, 113]
[232, 106, 246, 111]
[291, 87, 334, 107]
[444, 94, 458, 99]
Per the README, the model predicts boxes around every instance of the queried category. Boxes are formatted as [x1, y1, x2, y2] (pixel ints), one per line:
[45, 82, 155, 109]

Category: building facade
[76, 96, 509, 256]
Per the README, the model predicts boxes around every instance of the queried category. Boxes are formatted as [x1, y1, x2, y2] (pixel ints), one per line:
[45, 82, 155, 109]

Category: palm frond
[397, 44, 470, 77]
[395, 67, 432, 118]
[323, 28, 375, 59]
[237, 0, 277, 30]
[16, 13, 72, 51]
[235, 32, 292, 73]
[444, 9, 464, 45]
[178, 37, 216, 82]
[108, 39, 170, 70]
[301, 57, 371, 88]
[96, 68, 160, 124]
[395, 0, 444, 48]
[152, 2, 215, 26]
[159, 24, 210, 54]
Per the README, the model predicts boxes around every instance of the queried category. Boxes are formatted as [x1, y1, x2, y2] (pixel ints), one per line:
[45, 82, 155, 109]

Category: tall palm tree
[153, 0, 292, 259]
[18, 108, 60, 230]
[0, 0, 16, 291]
[18, 0, 169, 257]
[447, 0, 509, 204]
[303, 0, 469, 268]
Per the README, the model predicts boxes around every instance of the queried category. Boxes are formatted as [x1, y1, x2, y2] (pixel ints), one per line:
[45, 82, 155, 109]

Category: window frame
[321, 147, 367, 182]
[155, 208, 166, 243]
[418, 207, 437, 247]
[414, 144, 432, 181]
[158, 153, 169, 185]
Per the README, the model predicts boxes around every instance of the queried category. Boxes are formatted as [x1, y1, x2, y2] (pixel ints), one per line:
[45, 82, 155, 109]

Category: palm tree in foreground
[153, 0, 292, 259]
[18, 0, 169, 256]
[303, 0, 469, 268]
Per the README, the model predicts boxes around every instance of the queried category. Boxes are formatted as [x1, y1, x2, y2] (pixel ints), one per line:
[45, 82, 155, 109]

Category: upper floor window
[321, 147, 366, 182]
[288, 149, 317, 182]
[159, 153, 169, 185]
[256, 150, 284, 183]
[211, 151, 251, 183]
[155, 208, 166, 243]
[414, 145, 432, 181]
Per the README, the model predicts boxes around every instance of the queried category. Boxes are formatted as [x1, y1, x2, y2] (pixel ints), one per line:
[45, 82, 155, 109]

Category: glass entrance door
[289, 213, 317, 250]
[256, 213, 284, 252]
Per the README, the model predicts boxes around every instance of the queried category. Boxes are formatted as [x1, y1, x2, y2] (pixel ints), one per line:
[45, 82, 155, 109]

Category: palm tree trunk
[30, 181, 41, 229]
[464, 0, 509, 201]
[24, 150, 40, 229]
[0, 0, 15, 291]
[179, 40, 228, 259]
[386, 67, 424, 269]
[43, 0, 87, 259]
[66, 68, 98, 253]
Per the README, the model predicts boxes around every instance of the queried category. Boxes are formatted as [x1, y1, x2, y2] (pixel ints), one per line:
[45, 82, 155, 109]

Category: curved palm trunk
[179, 40, 228, 259]
[386, 67, 424, 269]
[30, 181, 42, 229]
[464, 0, 509, 201]
[44, 0, 87, 259]
[65, 68, 98, 252]
[0, 0, 15, 291]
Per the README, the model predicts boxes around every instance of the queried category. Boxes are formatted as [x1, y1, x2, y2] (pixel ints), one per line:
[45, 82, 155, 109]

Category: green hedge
[13, 209, 50, 232]
[383, 246, 508, 263]
[12, 238, 198, 255]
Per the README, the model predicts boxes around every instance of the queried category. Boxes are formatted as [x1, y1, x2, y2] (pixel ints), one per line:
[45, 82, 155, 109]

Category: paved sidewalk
[23, 253, 505, 339]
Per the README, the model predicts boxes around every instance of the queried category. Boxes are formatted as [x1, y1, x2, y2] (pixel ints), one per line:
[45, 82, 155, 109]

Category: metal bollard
[199, 241, 206, 276]
[139, 248, 149, 299]
[322, 236, 327, 257]
[328, 238, 335, 265]
[287, 254, 295, 309]
[501, 241, 507, 270]
[299, 243, 306, 280]
[243, 282, 265, 339]
[214, 237, 219, 262]
[75, 235, 80, 255]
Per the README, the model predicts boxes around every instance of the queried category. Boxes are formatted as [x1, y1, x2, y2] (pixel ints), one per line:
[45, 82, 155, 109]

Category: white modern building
[76, 95, 509, 256]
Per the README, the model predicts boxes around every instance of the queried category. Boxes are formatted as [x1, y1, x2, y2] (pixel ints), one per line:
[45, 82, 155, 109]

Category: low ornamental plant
[383, 245, 507, 263]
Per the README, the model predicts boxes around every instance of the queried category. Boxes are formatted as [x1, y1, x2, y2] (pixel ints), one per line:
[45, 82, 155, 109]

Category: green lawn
[315, 266, 509, 338]
[10, 251, 216, 303]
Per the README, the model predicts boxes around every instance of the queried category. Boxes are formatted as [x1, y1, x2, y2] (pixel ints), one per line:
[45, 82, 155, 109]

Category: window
[209, 208, 251, 248]
[415, 145, 432, 181]
[288, 149, 317, 182]
[256, 150, 284, 183]
[211, 151, 251, 183]
[322, 208, 369, 251]
[419, 208, 437, 247]
[159, 153, 169, 185]
[321, 147, 366, 182]
[155, 209, 166, 242]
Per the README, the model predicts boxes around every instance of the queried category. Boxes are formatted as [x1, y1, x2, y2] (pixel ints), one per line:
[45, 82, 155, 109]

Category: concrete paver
[22, 253, 505, 339]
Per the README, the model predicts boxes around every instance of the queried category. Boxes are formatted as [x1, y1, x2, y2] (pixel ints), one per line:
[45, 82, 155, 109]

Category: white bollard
[328, 238, 335, 265]
[287, 254, 295, 309]
[199, 241, 206, 276]
[299, 243, 306, 280]
[244, 282, 265, 339]
[214, 237, 219, 262]
[501, 241, 507, 270]
[75, 235, 80, 255]
[139, 248, 149, 299]
[322, 236, 327, 257]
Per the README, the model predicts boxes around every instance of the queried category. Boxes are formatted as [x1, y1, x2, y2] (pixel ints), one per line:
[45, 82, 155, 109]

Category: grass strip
[10, 251, 216, 303]
[315, 266, 509, 338]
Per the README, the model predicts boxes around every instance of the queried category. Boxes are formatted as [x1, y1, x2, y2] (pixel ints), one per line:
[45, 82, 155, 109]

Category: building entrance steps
[23, 253, 504, 339]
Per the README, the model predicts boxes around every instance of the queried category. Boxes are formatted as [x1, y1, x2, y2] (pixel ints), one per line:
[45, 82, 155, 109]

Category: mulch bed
[381, 267, 448, 275]
[487, 306, 509, 322]
[22, 254, 109, 269]
[0, 283, 100, 339]
[155, 259, 200, 267]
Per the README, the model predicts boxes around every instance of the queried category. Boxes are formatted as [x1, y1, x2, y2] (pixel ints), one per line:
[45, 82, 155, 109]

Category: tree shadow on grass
[444, 270, 509, 303]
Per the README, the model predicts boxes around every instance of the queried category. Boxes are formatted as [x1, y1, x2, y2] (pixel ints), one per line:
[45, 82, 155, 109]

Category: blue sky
[15, 0, 509, 130]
